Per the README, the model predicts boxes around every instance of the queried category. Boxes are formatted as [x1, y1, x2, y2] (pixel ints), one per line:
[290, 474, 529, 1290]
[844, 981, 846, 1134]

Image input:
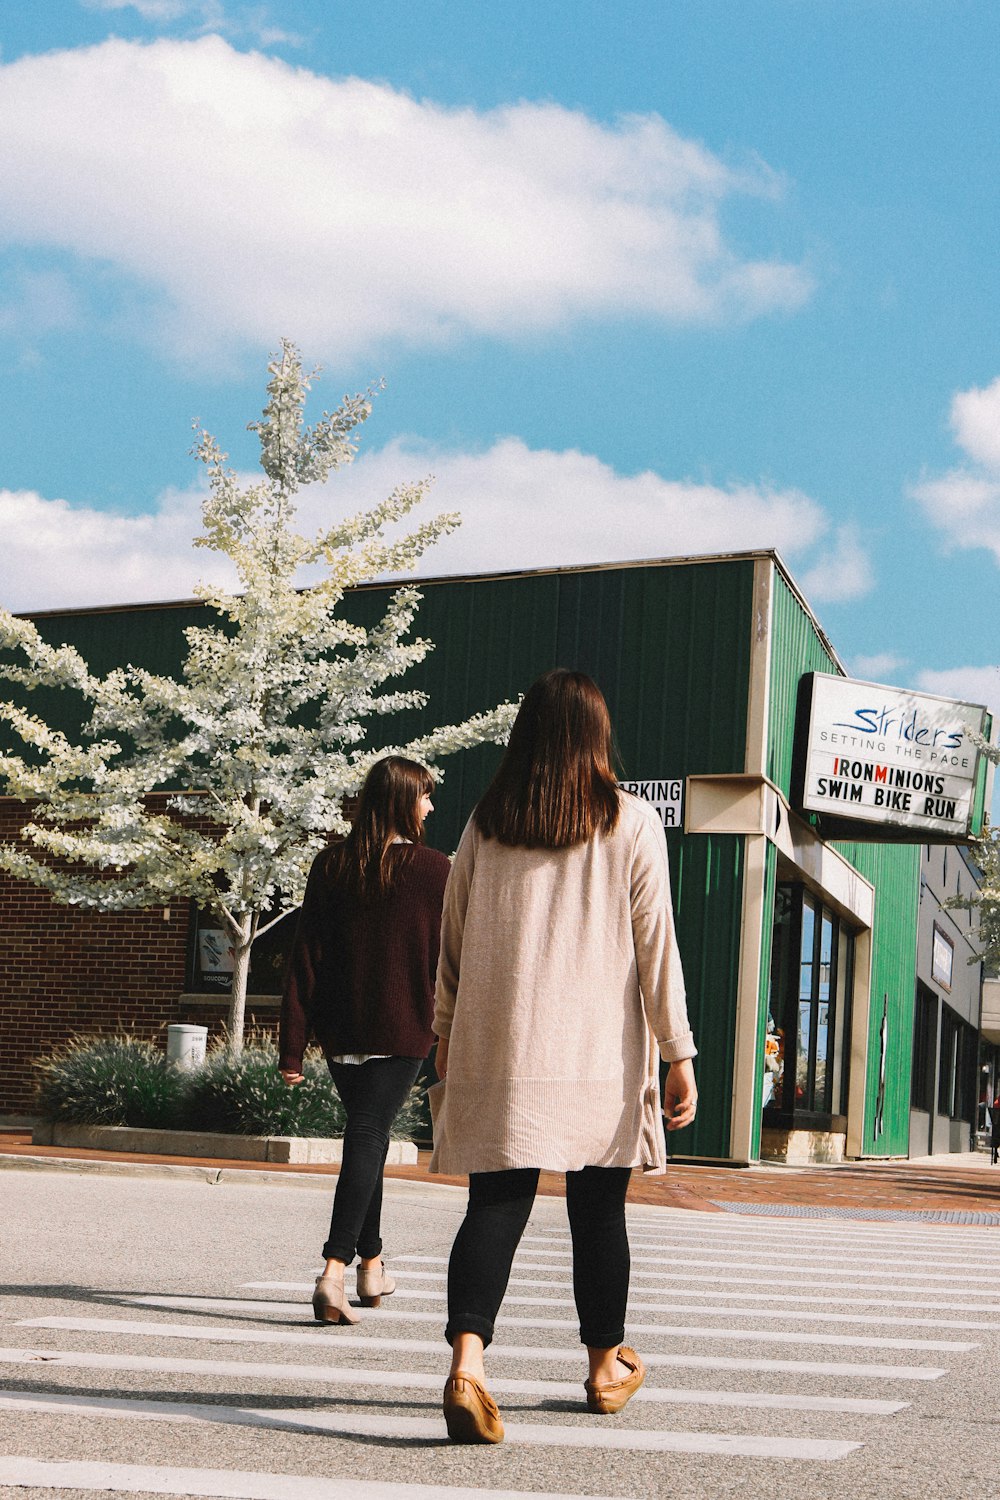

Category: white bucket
[166, 1023, 208, 1070]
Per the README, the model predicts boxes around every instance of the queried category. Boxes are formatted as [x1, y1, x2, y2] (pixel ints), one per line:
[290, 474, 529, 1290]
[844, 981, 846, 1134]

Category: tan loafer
[584, 1346, 645, 1414]
[443, 1371, 504, 1444]
[311, 1271, 359, 1325]
[356, 1258, 396, 1308]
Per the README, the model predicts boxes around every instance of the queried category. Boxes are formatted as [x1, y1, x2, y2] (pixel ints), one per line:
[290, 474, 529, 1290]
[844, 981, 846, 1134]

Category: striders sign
[799, 674, 991, 838]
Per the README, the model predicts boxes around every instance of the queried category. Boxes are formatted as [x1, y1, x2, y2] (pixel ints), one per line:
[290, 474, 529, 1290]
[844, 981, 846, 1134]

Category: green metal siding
[13, 558, 757, 1161]
[833, 838, 921, 1156]
[346, 561, 756, 1160]
[668, 832, 745, 1160]
[344, 559, 756, 854]
[10, 559, 930, 1159]
[766, 574, 839, 799]
[767, 568, 921, 1157]
[971, 713, 994, 836]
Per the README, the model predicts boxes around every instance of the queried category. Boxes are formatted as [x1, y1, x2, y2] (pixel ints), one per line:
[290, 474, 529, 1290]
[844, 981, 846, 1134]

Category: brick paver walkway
[3, 1128, 999, 1218]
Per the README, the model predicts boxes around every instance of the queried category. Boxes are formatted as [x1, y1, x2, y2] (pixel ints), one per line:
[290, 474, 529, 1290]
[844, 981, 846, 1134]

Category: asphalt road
[0, 1165, 997, 1500]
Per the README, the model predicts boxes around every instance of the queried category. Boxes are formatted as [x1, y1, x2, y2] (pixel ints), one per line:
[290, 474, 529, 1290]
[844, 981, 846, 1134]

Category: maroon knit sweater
[278, 843, 451, 1071]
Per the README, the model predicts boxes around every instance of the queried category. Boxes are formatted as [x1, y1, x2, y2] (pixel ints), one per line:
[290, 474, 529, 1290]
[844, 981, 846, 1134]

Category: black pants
[323, 1056, 422, 1263]
[446, 1166, 631, 1349]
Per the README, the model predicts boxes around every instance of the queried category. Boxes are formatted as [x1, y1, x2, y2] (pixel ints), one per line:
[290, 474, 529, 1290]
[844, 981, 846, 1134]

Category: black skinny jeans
[323, 1056, 422, 1263]
[446, 1166, 631, 1350]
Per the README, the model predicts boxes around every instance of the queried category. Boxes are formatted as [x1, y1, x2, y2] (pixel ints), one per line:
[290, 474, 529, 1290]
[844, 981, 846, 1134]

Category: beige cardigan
[429, 793, 695, 1176]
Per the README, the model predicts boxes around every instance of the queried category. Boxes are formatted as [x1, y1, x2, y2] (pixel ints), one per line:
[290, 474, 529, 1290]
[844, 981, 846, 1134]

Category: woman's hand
[280, 1068, 305, 1087]
[434, 1035, 449, 1081]
[663, 1058, 697, 1131]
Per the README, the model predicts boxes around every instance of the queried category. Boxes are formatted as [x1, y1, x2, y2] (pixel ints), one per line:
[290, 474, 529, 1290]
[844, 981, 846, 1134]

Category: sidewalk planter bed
[29, 1120, 417, 1165]
[32, 1034, 423, 1158]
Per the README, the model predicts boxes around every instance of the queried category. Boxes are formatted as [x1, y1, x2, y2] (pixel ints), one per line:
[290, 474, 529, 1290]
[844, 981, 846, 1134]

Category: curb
[0, 1150, 469, 1198]
[30, 1121, 417, 1166]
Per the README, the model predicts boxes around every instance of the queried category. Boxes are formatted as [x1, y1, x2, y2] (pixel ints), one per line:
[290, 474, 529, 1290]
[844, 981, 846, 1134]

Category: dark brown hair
[474, 669, 620, 849]
[331, 756, 434, 900]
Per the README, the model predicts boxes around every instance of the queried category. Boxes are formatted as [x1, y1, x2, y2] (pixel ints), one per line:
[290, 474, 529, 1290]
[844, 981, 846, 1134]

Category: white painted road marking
[19, 1316, 950, 1380]
[0, 1345, 909, 1415]
[123, 1294, 977, 1352]
[0, 1390, 861, 1460]
[623, 1214, 1000, 1244]
[301, 1268, 1000, 1317]
[244, 1281, 1000, 1331]
[498, 1247, 1000, 1285]
[394, 1253, 1000, 1298]
[0, 1458, 631, 1500]
[524, 1230, 1000, 1272]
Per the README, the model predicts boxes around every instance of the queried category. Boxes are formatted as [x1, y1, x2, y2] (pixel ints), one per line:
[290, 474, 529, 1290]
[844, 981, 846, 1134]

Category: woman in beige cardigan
[431, 669, 697, 1444]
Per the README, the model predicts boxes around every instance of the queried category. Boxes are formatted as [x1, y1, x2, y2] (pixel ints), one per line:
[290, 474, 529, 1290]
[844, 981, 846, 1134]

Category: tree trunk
[226, 935, 252, 1053]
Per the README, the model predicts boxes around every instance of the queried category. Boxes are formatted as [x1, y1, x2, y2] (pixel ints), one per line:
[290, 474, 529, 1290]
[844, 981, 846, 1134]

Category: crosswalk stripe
[9, 1205, 984, 1494]
[504, 1247, 998, 1283]
[321, 1269, 1000, 1316]
[614, 1268, 996, 1299]
[0, 1391, 860, 1460]
[604, 1222, 1000, 1247]
[621, 1215, 998, 1247]
[0, 1346, 908, 1415]
[243, 1281, 998, 1332]
[19, 1316, 950, 1380]
[134, 1293, 974, 1351]
[522, 1232, 1000, 1272]
[0, 1457, 631, 1500]
[396, 1252, 997, 1290]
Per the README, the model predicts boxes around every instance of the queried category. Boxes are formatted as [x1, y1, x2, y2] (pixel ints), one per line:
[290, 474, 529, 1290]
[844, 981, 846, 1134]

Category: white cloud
[912, 376, 1000, 563]
[0, 486, 239, 611]
[795, 524, 873, 604]
[81, 0, 301, 43]
[851, 652, 909, 683]
[325, 438, 830, 580]
[0, 270, 81, 338]
[951, 377, 1000, 471]
[0, 437, 862, 614]
[84, 0, 198, 19]
[0, 38, 810, 362]
[914, 665, 1000, 725]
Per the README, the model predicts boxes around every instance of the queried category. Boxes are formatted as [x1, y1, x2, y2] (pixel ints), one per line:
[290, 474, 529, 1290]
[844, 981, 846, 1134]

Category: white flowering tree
[0, 342, 517, 1047]
[945, 727, 1000, 965]
[952, 826, 1000, 967]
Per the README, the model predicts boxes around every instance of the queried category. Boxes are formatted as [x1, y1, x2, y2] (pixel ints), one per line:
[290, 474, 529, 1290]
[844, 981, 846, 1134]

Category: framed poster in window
[931, 925, 954, 990]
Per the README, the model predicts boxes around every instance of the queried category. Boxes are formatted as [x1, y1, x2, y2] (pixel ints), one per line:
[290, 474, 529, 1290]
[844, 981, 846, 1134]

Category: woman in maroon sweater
[279, 756, 450, 1325]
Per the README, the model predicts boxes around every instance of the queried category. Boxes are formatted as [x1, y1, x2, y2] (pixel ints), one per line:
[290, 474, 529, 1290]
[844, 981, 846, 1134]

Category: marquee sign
[799, 674, 990, 839]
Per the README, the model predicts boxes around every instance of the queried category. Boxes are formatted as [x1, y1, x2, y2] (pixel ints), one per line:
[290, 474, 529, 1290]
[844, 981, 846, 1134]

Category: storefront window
[937, 1003, 978, 1123]
[764, 882, 855, 1124]
[911, 985, 938, 1113]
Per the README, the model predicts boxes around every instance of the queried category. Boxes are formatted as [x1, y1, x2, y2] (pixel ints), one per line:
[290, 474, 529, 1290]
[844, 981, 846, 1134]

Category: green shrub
[34, 1033, 188, 1129]
[34, 1030, 427, 1141]
[392, 1078, 430, 1143]
[183, 1034, 346, 1137]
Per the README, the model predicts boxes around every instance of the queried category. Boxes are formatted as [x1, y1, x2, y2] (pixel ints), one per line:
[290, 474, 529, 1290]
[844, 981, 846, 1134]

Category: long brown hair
[331, 756, 434, 900]
[474, 670, 620, 848]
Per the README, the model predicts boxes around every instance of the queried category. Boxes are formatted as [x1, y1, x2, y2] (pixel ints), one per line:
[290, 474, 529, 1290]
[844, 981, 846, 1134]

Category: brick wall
[0, 797, 279, 1118]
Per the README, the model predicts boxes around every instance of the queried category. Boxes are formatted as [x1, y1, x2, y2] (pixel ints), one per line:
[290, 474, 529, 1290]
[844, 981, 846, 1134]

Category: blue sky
[1, 0, 998, 713]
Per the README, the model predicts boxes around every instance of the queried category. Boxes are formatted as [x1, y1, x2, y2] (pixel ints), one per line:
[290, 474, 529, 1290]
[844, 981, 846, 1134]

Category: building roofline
[16, 546, 845, 668]
[19, 548, 771, 620]
[389, 550, 848, 674]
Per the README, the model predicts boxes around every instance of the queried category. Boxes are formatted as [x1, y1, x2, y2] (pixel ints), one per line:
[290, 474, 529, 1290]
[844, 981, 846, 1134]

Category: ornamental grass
[33, 1031, 426, 1140]
[34, 1033, 188, 1130]
[183, 1033, 346, 1137]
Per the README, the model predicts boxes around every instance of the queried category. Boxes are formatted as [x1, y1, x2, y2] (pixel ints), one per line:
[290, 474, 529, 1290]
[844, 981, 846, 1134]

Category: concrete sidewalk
[3, 1126, 999, 1222]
